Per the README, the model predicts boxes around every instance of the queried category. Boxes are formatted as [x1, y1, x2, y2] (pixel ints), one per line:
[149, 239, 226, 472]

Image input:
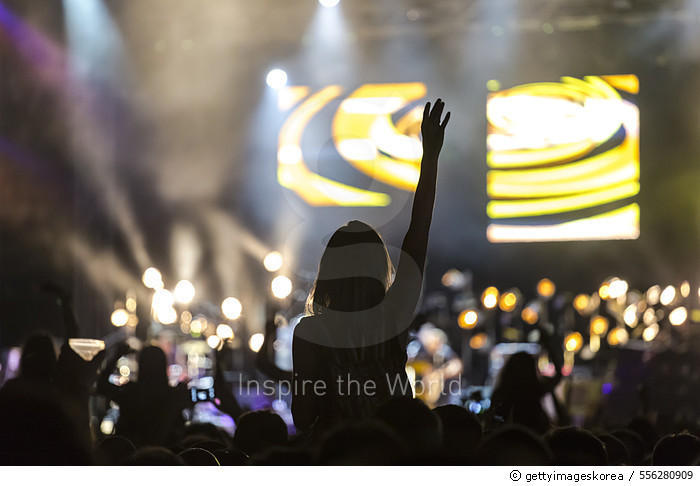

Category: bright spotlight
[564, 332, 583, 353]
[207, 335, 221, 349]
[271, 275, 293, 299]
[481, 287, 499, 309]
[174, 280, 195, 304]
[643, 323, 659, 342]
[222, 297, 242, 320]
[607, 279, 628, 299]
[623, 305, 638, 327]
[469, 333, 488, 349]
[249, 333, 265, 353]
[142, 267, 163, 289]
[680, 280, 690, 297]
[216, 323, 234, 340]
[319, 0, 340, 7]
[111, 309, 129, 327]
[521, 306, 539, 325]
[156, 306, 177, 325]
[266, 69, 288, 89]
[190, 318, 205, 334]
[499, 292, 517, 312]
[153, 289, 174, 310]
[590, 316, 608, 336]
[263, 251, 284, 272]
[607, 327, 629, 346]
[573, 294, 590, 314]
[536, 278, 556, 299]
[458, 310, 478, 329]
[669, 306, 687, 326]
[646, 285, 661, 305]
[660, 285, 676, 306]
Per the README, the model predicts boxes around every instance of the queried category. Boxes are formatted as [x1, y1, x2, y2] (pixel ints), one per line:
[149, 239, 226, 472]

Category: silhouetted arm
[213, 340, 244, 421]
[538, 326, 569, 425]
[538, 325, 564, 392]
[386, 100, 450, 347]
[41, 282, 78, 342]
[97, 342, 131, 402]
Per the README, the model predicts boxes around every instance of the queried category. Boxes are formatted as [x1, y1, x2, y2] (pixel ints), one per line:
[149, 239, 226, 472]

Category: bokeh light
[216, 323, 234, 340]
[142, 267, 163, 289]
[207, 335, 221, 349]
[271, 275, 293, 299]
[647, 285, 661, 305]
[660, 285, 676, 306]
[156, 306, 177, 325]
[266, 69, 288, 89]
[111, 308, 129, 327]
[441, 269, 467, 290]
[249, 333, 265, 353]
[607, 279, 628, 299]
[469, 333, 488, 349]
[669, 306, 687, 325]
[623, 305, 638, 327]
[499, 292, 517, 312]
[607, 327, 629, 346]
[573, 294, 590, 313]
[190, 318, 205, 335]
[263, 251, 284, 272]
[590, 316, 608, 335]
[564, 331, 583, 353]
[153, 289, 174, 310]
[458, 310, 478, 329]
[536, 278, 556, 298]
[643, 323, 659, 341]
[222, 297, 243, 320]
[481, 286, 499, 309]
[680, 280, 690, 297]
[521, 306, 539, 325]
[174, 280, 195, 304]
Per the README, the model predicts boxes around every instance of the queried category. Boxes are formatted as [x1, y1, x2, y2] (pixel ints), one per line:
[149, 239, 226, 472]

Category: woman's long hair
[306, 221, 393, 316]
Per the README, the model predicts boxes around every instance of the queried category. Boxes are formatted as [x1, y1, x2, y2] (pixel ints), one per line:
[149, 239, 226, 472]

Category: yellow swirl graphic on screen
[486, 75, 640, 242]
[277, 83, 426, 206]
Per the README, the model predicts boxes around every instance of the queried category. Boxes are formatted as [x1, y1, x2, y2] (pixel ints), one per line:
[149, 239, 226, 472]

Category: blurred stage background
[0, 0, 699, 407]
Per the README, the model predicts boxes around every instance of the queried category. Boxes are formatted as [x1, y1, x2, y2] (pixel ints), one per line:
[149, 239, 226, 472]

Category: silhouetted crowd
[0, 329, 699, 466]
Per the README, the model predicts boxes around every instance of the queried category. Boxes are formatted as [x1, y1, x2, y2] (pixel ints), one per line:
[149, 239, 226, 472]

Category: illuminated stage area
[0, 0, 699, 467]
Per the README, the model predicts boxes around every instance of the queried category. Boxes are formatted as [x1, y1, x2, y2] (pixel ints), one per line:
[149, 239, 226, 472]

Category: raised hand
[421, 98, 450, 158]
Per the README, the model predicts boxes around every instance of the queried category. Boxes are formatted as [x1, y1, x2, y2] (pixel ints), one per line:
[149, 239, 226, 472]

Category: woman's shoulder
[293, 315, 321, 341]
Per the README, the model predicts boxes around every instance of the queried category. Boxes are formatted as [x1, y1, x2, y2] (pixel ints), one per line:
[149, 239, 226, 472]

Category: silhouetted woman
[97, 344, 190, 447]
[486, 351, 562, 434]
[292, 100, 450, 435]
